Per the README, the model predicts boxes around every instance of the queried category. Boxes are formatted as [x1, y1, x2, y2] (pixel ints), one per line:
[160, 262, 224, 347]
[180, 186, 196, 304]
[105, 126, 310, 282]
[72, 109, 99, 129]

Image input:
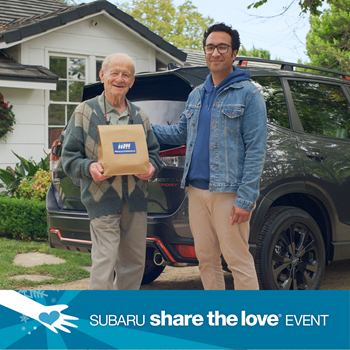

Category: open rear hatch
[48, 69, 202, 215]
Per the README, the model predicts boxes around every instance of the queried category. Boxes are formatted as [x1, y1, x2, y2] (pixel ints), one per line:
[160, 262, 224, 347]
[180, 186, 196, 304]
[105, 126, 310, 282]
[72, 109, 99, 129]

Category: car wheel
[141, 249, 166, 285]
[255, 206, 325, 290]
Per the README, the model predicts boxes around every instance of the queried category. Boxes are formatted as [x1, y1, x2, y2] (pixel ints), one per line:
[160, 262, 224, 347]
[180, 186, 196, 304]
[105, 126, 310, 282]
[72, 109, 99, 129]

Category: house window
[96, 60, 103, 82]
[48, 56, 87, 147]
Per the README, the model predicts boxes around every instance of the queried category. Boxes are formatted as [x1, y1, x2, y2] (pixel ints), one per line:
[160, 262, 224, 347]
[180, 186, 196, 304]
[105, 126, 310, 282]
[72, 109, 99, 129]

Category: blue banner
[0, 290, 348, 349]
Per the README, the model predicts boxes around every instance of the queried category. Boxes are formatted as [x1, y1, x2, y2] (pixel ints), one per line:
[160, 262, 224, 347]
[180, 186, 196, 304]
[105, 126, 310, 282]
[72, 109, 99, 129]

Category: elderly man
[152, 23, 267, 290]
[62, 53, 163, 290]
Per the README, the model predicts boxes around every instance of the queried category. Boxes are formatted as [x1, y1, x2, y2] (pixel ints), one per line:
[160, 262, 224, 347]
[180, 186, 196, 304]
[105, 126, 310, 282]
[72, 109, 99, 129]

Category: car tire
[141, 260, 166, 285]
[255, 206, 325, 290]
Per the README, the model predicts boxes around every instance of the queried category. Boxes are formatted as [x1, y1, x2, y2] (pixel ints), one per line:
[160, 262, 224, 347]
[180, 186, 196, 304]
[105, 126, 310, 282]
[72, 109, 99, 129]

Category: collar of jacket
[196, 80, 246, 104]
[199, 80, 245, 92]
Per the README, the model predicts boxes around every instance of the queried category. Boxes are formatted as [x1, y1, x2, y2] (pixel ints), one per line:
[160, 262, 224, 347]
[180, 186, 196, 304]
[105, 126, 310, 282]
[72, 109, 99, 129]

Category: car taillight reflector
[342, 75, 350, 80]
[159, 145, 186, 157]
[175, 244, 197, 259]
[147, 237, 176, 262]
[50, 229, 92, 244]
[50, 229, 61, 238]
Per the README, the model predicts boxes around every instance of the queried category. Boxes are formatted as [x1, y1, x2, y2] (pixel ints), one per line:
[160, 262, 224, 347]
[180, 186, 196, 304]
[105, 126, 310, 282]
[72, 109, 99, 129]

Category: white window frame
[46, 52, 89, 149]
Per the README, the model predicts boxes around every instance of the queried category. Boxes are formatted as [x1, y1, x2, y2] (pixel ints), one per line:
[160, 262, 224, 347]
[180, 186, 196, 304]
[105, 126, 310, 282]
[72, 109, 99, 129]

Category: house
[0, 0, 186, 170]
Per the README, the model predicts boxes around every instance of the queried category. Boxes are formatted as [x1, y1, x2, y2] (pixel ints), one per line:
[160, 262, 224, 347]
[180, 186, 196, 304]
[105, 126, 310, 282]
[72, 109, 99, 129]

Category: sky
[74, 0, 318, 63]
[171, 0, 312, 63]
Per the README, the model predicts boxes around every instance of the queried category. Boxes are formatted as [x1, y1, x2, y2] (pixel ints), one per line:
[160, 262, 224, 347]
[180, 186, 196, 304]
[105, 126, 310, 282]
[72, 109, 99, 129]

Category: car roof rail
[235, 56, 350, 79]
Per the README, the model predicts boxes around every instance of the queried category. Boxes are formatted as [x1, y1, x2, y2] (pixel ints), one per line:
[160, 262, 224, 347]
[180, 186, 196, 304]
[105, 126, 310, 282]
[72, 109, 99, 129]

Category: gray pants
[89, 204, 147, 290]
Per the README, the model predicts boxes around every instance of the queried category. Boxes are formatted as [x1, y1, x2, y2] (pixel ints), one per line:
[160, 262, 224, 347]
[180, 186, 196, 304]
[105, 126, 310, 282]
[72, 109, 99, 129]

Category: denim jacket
[152, 79, 267, 211]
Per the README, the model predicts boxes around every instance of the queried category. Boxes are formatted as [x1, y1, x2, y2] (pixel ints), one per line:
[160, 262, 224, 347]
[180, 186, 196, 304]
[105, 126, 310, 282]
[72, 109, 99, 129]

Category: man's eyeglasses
[204, 44, 232, 55]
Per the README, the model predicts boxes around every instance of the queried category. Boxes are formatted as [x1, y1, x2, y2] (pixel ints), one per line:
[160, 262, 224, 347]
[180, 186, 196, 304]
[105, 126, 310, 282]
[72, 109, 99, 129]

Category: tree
[306, 0, 350, 72]
[117, 0, 214, 50]
[240, 45, 271, 59]
[247, 0, 335, 16]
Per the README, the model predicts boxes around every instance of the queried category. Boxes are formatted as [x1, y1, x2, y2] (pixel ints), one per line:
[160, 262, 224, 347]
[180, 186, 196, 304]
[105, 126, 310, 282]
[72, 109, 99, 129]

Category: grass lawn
[0, 237, 92, 289]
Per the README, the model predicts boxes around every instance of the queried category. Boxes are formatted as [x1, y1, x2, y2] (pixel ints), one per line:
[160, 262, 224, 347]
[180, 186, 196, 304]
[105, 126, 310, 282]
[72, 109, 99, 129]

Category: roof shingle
[0, 51, 58, 83]
[0, 0, 187, 62]
[0, 0, 67, 25]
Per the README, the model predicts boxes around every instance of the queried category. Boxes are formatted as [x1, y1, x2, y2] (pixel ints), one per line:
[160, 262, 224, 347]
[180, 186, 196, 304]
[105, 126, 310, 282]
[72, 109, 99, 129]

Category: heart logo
[39, 311, 60, 325]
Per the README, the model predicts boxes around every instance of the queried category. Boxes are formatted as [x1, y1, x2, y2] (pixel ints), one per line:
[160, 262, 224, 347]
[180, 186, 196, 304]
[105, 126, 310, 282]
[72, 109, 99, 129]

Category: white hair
[101, 53, 135, 76]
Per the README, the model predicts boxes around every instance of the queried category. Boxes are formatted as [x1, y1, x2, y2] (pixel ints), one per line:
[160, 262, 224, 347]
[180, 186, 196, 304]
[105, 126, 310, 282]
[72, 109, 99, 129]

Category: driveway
[28, 259, 350, 290]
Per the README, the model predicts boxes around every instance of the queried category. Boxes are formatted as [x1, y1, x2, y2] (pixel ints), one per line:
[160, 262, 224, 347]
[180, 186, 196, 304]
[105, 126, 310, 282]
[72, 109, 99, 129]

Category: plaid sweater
[61, 95, 163, 220]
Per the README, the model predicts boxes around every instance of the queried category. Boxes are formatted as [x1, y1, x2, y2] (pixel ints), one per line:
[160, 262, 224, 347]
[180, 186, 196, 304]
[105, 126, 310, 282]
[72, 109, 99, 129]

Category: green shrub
[15, 170, 51, 201]
[0, 151, 49, 196]
[0, 197, 47, 240]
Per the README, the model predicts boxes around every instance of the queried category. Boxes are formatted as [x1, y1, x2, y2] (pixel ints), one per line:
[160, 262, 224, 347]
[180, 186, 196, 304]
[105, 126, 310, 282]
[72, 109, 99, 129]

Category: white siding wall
[0, 87, 46, 170]
[1, 13, 165, 169]
[24, 14, 157, 78]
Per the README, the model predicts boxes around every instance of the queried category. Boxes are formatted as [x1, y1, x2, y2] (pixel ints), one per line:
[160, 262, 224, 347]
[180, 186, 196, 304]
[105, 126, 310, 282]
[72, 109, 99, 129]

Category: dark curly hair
[203, 23, 240, 55]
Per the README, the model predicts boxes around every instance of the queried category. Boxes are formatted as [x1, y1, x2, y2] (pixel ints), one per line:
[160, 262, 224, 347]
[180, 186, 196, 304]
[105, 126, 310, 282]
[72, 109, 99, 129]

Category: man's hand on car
[230, 206, 251, 225]
[135, 162, 155, 181]
[89, 162, 112, 181]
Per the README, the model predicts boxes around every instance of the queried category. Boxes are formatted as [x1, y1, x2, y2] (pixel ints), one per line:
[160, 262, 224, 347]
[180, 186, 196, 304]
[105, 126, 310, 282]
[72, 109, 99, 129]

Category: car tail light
[159, 145, 186, 157]
[342, 75, 350, 80]
[50, 140, 62, 173]
[159, 145, 186, 167]
[175, 244, 197, 259]
[50, 140, 61, 160]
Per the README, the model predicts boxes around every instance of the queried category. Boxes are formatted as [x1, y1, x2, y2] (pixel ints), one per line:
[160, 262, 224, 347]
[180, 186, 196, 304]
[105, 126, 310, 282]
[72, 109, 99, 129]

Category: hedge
[0, 197, 47, 240]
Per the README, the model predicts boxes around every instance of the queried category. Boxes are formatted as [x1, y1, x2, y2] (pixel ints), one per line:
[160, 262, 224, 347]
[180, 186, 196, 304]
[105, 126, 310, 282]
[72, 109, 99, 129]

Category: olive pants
[188, 185, 259, 290]
[89, 203, 147, 290]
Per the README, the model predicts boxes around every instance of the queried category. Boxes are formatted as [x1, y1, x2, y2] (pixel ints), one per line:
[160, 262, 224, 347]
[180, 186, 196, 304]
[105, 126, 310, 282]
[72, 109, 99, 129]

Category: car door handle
[305, 149, 327, 160]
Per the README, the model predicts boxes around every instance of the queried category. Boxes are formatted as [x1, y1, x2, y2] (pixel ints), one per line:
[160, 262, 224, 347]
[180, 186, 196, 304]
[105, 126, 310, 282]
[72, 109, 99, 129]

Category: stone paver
[9, 275, 55, 282]
[13, 252, 66, 267]
[20, 278, 90, 290]
[11, 253, 88, 287]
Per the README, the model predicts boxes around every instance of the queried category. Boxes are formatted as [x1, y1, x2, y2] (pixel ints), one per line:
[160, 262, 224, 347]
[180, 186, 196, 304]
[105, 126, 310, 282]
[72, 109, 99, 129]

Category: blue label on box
[113, 142, 136, 154]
